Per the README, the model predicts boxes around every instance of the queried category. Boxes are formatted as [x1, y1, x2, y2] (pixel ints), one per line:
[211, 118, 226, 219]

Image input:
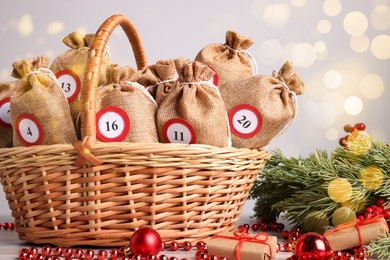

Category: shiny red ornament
[295, 232, 332, 260]
[129, 227, 162, 257]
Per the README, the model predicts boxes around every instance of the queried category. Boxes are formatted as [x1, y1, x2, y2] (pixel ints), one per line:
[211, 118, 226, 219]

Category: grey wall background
[0, 0, 389, 215]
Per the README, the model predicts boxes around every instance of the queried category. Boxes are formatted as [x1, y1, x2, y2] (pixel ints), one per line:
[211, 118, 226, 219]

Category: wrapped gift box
[207, 231, 277, 260]
[324, 217, 389, 251]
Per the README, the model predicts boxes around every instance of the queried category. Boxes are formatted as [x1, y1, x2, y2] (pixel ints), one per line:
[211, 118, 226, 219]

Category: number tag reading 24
[228, 104, 262, 138]
[0, 97, 11, 128]
[162, 118, 196, 144]
[55, 69, 81, 102]
[96, 106, 130, 142]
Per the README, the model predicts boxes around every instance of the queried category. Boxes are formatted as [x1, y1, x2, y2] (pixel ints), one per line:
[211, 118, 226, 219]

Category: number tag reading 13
[55, 69, 81, 102]
[228, 104, 262, 138]
[96, 106, 130, 142]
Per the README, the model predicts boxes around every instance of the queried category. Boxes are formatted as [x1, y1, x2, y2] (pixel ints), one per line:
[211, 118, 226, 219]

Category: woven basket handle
[74, 14, 147, 166]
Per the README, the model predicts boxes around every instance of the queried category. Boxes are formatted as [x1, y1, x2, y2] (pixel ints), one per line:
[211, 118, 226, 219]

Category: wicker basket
[0, 14, 271, 247]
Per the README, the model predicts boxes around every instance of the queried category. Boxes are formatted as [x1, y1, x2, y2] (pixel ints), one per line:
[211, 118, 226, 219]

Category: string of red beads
[17, 240, 227, 260]
[0, 222, 15, 230]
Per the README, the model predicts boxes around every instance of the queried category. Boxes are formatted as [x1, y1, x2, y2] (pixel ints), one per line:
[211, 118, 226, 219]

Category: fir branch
[250, 140, 390, 232]
[367, 234, 390, 260]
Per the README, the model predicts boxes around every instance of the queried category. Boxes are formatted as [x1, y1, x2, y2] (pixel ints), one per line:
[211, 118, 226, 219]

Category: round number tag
[208, 66, 219, 86]
[55, 69, 81, 102]
[96, 106, 130, 142]
[15, 114, 44, 146]
[228, 104, 262, 138]
[0, 97, 11, 128]
[162, 118, 196, 144]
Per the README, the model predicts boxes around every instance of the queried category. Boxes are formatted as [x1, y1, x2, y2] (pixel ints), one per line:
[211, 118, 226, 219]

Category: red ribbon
[323, 216, 389, 246]
[212, 230, 272, 260]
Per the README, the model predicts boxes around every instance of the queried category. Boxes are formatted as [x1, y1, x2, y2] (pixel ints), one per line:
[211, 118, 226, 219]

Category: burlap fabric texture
[96, 65, 158, 143]
[195, 31, 255, 88]
[157, 58, 230, 147]
[10, 56, 77, 146]
[0, 81, 15, 147]
[50, 31, 110, 124]
[221, 61, 304, 149]
[138, 59, 177, 107]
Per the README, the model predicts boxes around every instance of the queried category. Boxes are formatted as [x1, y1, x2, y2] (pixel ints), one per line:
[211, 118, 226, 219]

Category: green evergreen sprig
[250, 140, 390, 257]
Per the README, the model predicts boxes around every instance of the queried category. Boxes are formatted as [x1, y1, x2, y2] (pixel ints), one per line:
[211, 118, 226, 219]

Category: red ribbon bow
[212, 230, 272, 260]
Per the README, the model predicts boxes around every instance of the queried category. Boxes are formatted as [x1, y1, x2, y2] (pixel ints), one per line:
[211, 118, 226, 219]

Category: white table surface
[0, 199, 294, 259]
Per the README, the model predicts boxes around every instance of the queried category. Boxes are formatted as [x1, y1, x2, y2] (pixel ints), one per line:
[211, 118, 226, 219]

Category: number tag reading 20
[96, 106, 130, 142]
[228, 104, 262, 138]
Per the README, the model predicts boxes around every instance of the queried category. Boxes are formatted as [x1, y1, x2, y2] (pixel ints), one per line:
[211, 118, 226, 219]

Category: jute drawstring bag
[10, 56, 77, 146]
[50, 31, 110, 123]
[96, 65, 158, 143]
[221, 61, 304, 149]
[195, 30, 257, 87]
[157, 58, 230, 147]
[0, 81, 15, 147]
[138, 60, 177, 107]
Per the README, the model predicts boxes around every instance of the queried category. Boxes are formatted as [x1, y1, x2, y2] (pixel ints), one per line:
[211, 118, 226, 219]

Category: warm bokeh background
[0, 0, 389, 215]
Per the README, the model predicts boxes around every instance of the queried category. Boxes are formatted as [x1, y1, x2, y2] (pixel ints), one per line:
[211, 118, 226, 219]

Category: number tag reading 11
[0, 97, 11, 128]
[96, 106, 130, 142]
[15, 114, 44, 146]
[228, 104, 262, 138]
[55, 69, 81, 102]
[162, 118, 196, 144]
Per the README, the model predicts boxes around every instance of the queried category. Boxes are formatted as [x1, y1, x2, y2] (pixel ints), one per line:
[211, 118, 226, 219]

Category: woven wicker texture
[0, 14, 271, 247]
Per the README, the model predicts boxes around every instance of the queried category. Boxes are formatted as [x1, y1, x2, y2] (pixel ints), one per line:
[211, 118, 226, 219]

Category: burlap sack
[157, 58, 230, 147]
[50, 31, 110, 123]
[221, 61, 304, 149]
[10, 56, 77, 146]
[96, 65, 158, 143]
[138, 60, 177, 107]
[0, 81, 15, 147]
[195, 30, 256, 87]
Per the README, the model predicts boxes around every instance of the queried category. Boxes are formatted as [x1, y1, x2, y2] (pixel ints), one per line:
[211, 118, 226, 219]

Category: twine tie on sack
[148, 78, 177, 89]
[224, 44, 259, 76]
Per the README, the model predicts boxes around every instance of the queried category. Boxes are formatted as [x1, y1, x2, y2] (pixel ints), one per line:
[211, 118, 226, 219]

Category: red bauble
[295, 232, 332, 260]
[129, 227, 162, 257]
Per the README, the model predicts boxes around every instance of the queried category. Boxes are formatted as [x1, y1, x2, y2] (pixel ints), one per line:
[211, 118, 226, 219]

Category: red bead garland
[0, 222, 15, 230]
[16, 240, 230, 260]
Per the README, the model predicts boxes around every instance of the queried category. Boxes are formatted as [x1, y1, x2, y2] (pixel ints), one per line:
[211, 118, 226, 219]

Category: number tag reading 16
[228, 104, 262, 138]
[96, 106, 130, 142]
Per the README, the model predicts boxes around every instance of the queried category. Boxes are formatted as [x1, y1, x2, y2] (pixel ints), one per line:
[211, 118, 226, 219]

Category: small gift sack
[157, 58, 230, 147]
[221, 61, 304, 149]
[96, 65, 158, 143]
[195, 30, 257, 87]
[0, 81, 15, 147]
[138, 60, 177, 107]
[10, 56, 77, 146]
[50, 31, 110, 123]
